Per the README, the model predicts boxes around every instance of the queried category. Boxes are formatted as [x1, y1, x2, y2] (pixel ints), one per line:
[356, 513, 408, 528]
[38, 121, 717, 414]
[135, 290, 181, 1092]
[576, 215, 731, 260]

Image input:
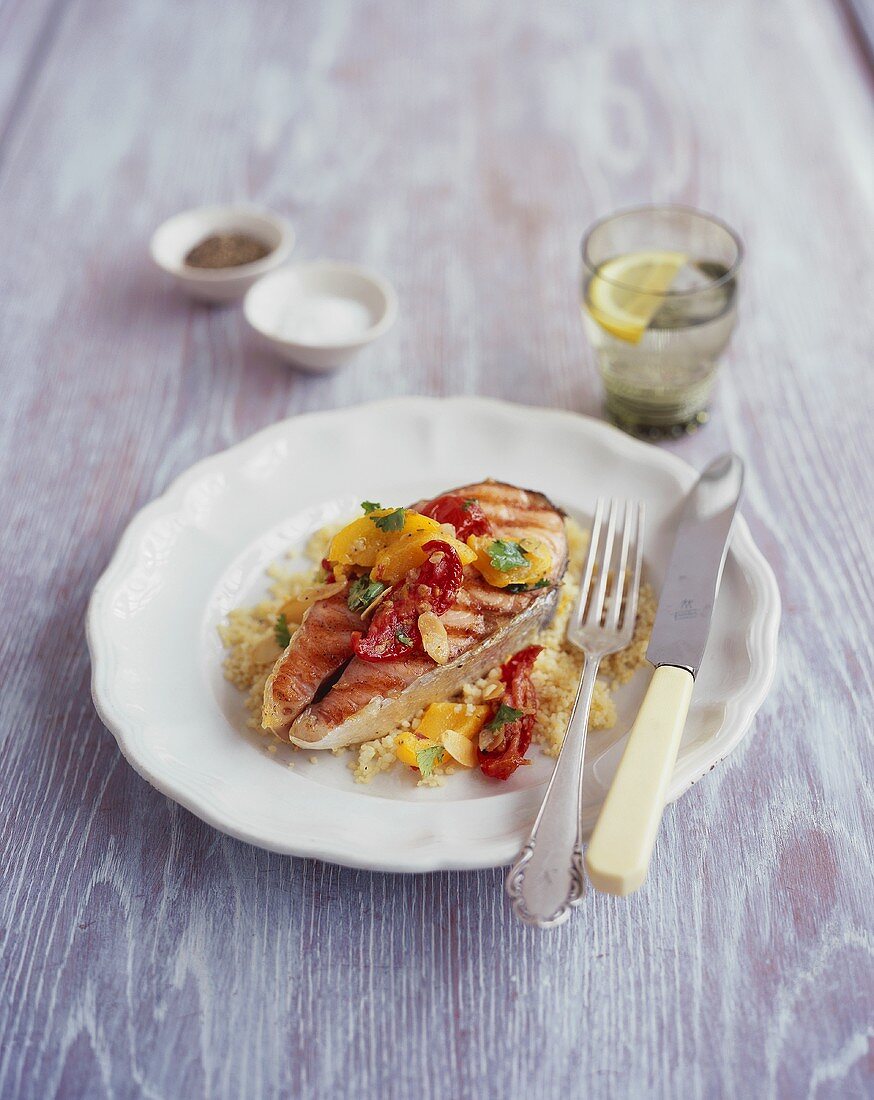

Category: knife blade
[585, 452, 744, 897]
[646, 452, 744, 676]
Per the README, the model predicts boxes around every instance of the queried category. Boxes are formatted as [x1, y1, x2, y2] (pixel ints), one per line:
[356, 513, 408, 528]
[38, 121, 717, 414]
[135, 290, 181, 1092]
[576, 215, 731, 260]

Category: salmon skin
[261, 590, 364, 737]
[287, 479, 568, 751]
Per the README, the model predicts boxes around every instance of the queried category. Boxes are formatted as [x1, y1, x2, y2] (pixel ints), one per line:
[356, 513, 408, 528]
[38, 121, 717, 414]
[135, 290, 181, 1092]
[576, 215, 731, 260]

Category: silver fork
[506, 498, 645, 927]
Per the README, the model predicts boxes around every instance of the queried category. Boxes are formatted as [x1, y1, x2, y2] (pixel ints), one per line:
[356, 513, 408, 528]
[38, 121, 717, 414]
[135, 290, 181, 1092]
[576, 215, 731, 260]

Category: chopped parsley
[395, 628, 414, 648]
[486, 539, 529, 572]
[416, 744, 445, 778]
[462, 498, 475, 512]
[371, 507, 406, 532]
[347, 576, 387, 613]
[361, 501, 382, 513]
[274, 613, 291, 649]
[506, 578, 551, 593]
[485, 703, 525, 731]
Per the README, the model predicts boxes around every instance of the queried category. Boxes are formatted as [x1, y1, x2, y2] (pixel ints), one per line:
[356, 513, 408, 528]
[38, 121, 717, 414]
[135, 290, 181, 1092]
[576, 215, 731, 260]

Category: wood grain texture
[1, 1, 872, 1098]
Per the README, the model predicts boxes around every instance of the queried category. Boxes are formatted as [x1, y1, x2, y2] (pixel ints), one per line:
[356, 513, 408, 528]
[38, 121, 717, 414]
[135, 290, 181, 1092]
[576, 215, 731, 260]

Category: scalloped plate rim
[86, 396, 781, 872]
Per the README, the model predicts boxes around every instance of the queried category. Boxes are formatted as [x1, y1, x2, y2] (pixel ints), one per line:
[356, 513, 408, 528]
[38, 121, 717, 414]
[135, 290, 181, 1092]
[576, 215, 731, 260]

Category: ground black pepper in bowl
[184, 233, 273, 269]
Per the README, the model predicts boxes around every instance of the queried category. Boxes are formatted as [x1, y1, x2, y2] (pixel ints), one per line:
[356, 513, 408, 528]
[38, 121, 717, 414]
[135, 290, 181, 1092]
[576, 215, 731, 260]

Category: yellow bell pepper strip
[395, 702, 491, 773]
[371, 526, 475, 586]
[327, 507, 443, 570]
[395, 730, 443, 774]
[395, 704, 492, 774]
[466, 535, 552, 589]
[417, 701, 491, 743]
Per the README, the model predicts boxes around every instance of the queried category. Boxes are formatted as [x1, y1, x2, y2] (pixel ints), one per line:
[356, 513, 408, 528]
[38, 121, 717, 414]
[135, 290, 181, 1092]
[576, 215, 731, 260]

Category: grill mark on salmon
[288, 479, 568, 750]
[261, 589, 364, 737]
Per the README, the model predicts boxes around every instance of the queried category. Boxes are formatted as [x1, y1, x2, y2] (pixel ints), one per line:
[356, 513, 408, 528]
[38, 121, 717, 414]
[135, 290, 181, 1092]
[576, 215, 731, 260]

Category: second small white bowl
[243, 262, 398, 371]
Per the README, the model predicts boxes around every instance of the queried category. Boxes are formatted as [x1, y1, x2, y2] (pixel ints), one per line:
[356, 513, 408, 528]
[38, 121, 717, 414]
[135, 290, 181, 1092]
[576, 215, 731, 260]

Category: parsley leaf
[485, 703, 525, 731]
[486, 539, 529, 572]
[361, 501, 382, 514]
[372, 507, 406, 532]
[506, 578, 552, 592]
[462, 498, 475, 512]
[274, 613, 291, 649]
[395, 628, 414, 648]
[533, 578, 550, 589]
[416, 744, 445, 778]
[347, 576, 387, 613]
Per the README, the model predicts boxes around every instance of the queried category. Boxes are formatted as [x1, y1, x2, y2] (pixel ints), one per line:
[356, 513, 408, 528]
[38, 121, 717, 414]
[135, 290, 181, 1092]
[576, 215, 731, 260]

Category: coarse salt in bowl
[243, 261, 398, 372]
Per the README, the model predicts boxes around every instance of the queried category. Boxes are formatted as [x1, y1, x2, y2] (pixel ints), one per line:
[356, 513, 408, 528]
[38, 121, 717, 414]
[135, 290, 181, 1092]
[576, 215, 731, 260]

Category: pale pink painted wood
[0, 1, 872, 1098]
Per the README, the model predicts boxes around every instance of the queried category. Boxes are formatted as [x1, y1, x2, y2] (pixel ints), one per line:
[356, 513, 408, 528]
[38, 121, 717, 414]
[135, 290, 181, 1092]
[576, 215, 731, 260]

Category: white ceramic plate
[87, 398, 780, 872]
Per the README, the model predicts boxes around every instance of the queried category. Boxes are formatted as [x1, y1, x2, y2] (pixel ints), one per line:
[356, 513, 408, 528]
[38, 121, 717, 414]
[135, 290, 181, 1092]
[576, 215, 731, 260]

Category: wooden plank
[0, 0, 872, 1098]
[0, 0, 70, 165]
[838, 0, 874, 80]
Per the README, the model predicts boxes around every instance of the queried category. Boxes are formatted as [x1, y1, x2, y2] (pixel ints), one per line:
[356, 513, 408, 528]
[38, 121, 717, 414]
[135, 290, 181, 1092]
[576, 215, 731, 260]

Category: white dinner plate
[87, 397, 780, 872]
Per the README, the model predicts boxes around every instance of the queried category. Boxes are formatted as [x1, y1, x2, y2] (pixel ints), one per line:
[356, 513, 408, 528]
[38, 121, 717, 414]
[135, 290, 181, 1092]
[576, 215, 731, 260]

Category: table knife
[585, 452, 744, 896]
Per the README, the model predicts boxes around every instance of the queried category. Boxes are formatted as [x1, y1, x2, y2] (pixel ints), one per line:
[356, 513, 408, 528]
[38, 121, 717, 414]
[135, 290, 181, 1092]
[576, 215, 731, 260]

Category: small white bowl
[243, 261, 398, 371]
[150, 204, 294, 303]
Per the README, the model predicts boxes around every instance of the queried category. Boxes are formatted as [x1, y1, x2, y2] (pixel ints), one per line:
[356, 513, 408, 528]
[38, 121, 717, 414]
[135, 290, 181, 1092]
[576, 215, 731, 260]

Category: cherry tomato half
[352, 594, 421, 661]
[352, 541, 463, 661]
[420, 495, 492, 541]
[414, 539, 464, 614]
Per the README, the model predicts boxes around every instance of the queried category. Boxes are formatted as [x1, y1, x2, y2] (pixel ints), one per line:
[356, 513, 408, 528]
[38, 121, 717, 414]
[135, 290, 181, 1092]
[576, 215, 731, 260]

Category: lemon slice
[587, 250, 687, 344]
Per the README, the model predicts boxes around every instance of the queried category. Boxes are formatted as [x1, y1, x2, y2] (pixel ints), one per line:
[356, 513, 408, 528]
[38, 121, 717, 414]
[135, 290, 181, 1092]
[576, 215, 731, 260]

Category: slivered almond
[440, 728, 477, 768]
[418, 611, 450, 664]
[480, 724, 504, 753]
[252, 634, 283, 662]
[280, 580, 346, 623]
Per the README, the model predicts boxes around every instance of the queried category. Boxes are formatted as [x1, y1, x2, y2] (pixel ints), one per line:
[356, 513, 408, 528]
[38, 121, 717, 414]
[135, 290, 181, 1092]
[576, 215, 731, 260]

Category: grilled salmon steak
[266, 479, 568, 751]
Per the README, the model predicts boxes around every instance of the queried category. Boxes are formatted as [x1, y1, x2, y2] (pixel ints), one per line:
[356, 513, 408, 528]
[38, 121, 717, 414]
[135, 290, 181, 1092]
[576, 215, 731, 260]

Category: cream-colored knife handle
[585, 664, 694, 896]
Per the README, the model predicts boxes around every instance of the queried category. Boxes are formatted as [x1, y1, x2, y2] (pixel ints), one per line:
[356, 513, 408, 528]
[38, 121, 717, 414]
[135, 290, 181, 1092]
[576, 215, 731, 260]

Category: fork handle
[505, 657, 600, 927]
[585, 664, 694, 896]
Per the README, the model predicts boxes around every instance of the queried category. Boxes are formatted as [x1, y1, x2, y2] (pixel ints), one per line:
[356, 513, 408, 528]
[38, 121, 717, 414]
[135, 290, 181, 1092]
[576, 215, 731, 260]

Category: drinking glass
[580, 205, 743, 438]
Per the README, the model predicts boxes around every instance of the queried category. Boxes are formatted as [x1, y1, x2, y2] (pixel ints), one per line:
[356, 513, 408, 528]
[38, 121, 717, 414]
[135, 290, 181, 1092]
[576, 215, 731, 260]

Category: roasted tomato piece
[479, 645, 542, 780]
[413, 540, 463, 615]
[320, 558, 336, 582]
[420, 494, 492, 540]
[500, 645, 542, 693]
[352, 595, 420, 662]
[479, 715, 535, 780]
[353, 541, 463, 661]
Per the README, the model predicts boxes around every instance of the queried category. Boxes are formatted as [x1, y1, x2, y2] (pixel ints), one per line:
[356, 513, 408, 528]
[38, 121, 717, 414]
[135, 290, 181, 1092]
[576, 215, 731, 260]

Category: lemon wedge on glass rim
[586, 250, 687, 344]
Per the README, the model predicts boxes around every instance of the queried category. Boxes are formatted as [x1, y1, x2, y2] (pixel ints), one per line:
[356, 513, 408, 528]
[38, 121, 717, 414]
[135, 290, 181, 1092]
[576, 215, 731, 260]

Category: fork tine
[605, 500, 633, 632]
[622, 502, 645, 636]
[573, 497, 604, 629]
[586, 498, 618, 627]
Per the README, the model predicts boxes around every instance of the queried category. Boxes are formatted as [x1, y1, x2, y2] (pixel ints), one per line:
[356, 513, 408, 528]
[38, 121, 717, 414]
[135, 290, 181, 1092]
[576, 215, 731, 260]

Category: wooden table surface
[2, 2, 872, 1097]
